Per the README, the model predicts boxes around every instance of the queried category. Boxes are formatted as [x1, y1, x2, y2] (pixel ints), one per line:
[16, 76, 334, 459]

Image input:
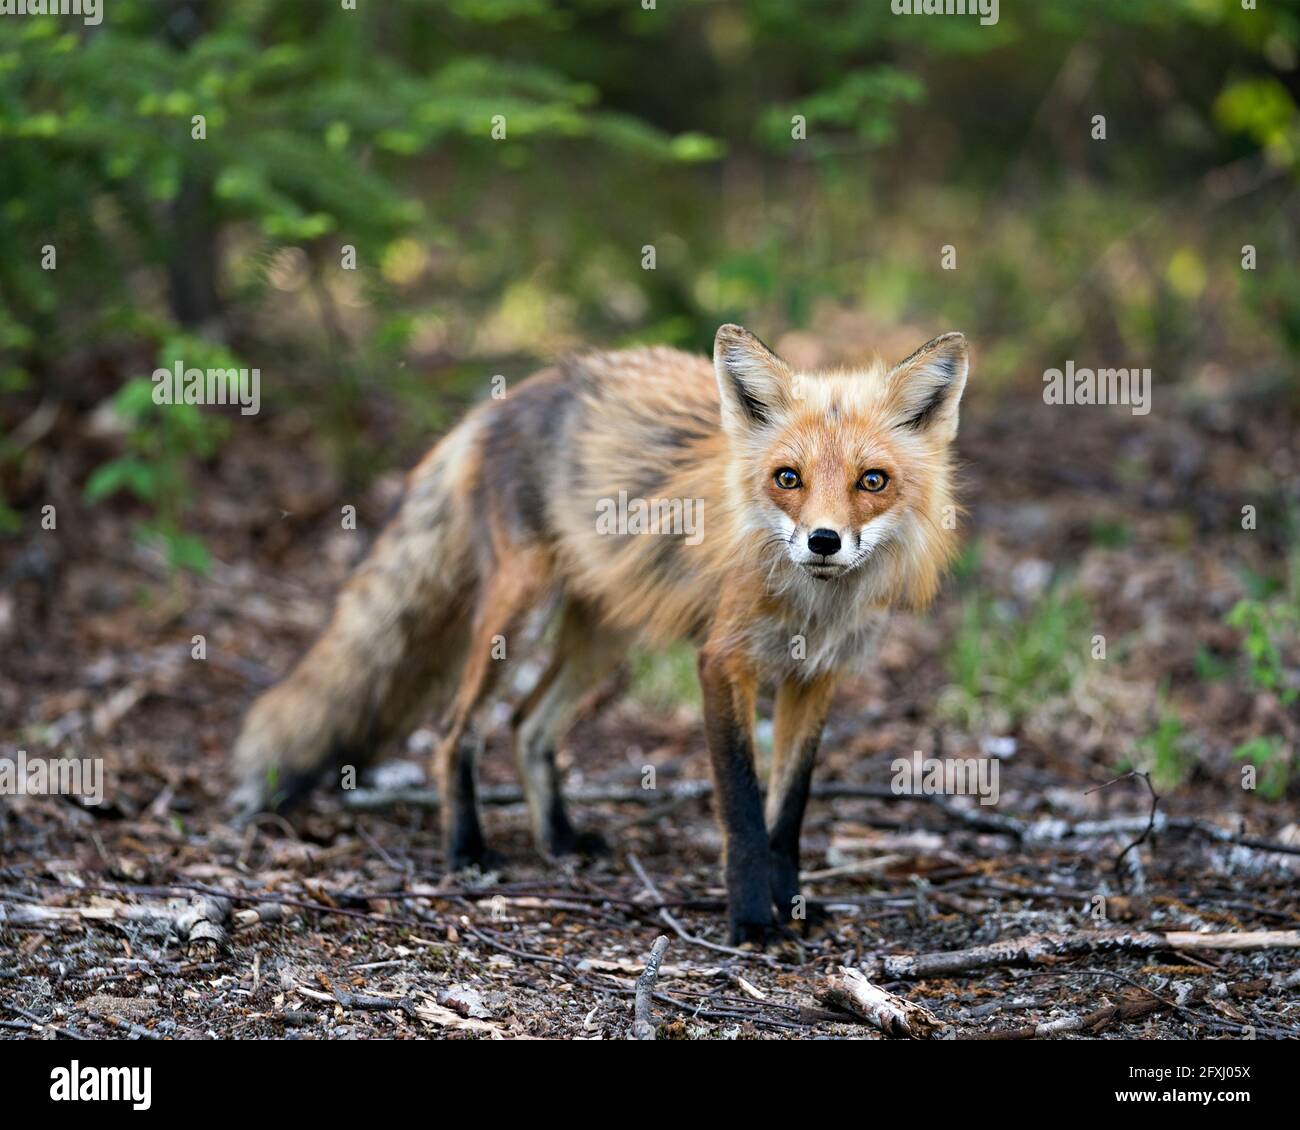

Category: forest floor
[2, 342, 1299, 1039]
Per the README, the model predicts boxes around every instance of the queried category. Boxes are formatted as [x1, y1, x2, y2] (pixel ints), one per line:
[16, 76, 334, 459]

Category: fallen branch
[333, 988, 417, 1018]
[412, 999, 509, 1037]
[1169, 818, 1300, 858]
[13, 879, 416, 928]
[291, 977, 417, 1020]
[966, 995, 1169, 1040]
[0, 1001, 86, 1040]
[175, 895, 231, 955]
[1162, 929, 1300, 950]
[82, 1010, 162, 1041]
[972, 972, 1222, 1040]
[817, 968, 944, 1039]
[2, 894, 231, 955]
[633, 935, 671, 1040]
[1, 902, 174, 926]
[346, 779, 731, 812]
[869, 929, 1300, 979]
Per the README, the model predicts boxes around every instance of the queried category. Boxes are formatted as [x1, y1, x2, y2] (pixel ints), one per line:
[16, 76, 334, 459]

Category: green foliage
[759, 67, 924, 152]
[1216, 535, 1300, 798]
[1214, 77, 1300, 171]
[0, 0, 696, 382]
[1227, 541, 1300, 707]
[949, 540, 983, 581]
[945, 584, 1091, 728]
[1138, 706, 1188, 792]
[630, 644, 702, 715]
[1089, 520, 1132, 549]
[1193, 646, 1232, 683]
[84, 334, 235, 573]
[1232, 735, 1292, 801]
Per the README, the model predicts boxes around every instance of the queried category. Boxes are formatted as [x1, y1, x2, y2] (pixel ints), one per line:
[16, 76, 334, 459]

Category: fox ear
[883, 332, 969, 442]
[714, 323, 792, 431]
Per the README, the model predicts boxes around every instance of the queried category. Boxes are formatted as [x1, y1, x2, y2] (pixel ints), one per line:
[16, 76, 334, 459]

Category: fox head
[713, 323, 967, 610]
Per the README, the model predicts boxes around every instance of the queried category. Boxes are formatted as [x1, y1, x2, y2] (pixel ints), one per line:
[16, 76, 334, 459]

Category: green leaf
[85, 457, 158, 503]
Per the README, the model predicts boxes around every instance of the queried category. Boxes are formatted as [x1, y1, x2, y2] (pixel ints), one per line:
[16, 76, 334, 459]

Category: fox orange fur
[233, 325, 969, 943]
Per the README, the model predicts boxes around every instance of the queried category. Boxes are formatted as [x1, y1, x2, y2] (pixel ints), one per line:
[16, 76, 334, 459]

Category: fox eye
[858, 469, 889, 492]
[774, 468, 801, 490]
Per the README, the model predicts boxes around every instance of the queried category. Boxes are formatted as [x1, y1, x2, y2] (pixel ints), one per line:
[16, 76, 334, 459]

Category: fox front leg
[697, 647, 774, 946]
[766, 674, 836, 931]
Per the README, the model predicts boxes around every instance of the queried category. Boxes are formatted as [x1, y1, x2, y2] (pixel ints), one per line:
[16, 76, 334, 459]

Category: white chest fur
[746, 582, 890, 681]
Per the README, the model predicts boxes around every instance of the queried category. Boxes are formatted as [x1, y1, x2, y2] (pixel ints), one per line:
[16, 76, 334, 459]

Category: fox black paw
[547, 827, 610, 859]
[230, 767, 317, 824]
[729, 916, 778, 949]
[446, 847, 506, 874]
[445, 822, 501, 873]
[775, 897, 831, 936]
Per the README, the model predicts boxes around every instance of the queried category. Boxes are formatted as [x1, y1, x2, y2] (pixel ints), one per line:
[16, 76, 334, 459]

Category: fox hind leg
[434, 550, 550, 871]
[512, 602, 627, 858]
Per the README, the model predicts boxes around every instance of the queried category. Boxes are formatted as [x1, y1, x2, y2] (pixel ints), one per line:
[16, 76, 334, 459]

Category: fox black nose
[807, 528, 841, 557]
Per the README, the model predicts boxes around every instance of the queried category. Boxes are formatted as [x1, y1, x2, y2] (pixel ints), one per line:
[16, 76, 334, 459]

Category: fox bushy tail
[231, 421, 482, 814]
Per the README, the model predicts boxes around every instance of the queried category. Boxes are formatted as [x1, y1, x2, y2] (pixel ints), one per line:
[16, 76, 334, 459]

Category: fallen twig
[626, 853, 777, 966]
[966, 994, 1172, 1040]
[817, 967, 944, 1039]
[868, 929, 1300, 979]
[82, 1010, 162, 1041]
[0, 1001, 86, 1040]
[14, 879, 416, 928]
[330, 984, 417, 1018]
[1161, 929, 1300, 950]
[2, 893, 233, 954]
[176, 895, 231, 955]
[1169, 818, 1300, 858]
[633, 935, 671, 1040]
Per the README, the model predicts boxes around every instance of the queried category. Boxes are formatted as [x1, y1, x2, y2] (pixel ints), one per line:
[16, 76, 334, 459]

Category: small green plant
[949, 539, 982, 581]
[1193, 646, 1233, 682]
[1224, 531, 1300, 726]
[85, 335, 235, 573]
[263, 764, 281, 807]
[1218, 534, 1299, 798]
[1232, 735, 1292, 800]
[1227, 596, 1297, 706]
[629, 643, 701, 714]
[945, 584, 1091, 728]
[1088, 519, 1131, 548]
[1138, 708, 1187, 792]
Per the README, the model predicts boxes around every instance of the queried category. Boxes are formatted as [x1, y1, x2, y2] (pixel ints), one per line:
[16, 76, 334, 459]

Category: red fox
[233, 325, 968, 943]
